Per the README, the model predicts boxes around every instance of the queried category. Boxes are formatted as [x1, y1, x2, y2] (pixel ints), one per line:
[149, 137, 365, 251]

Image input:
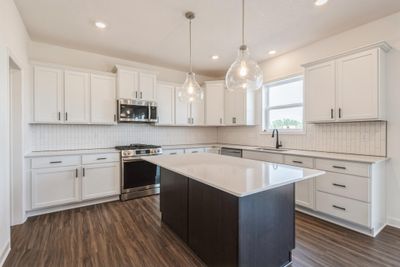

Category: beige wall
[0, 0, 30, 263]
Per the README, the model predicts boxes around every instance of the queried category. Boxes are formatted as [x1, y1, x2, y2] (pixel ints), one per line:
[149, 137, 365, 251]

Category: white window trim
[261, 75, 305, 135]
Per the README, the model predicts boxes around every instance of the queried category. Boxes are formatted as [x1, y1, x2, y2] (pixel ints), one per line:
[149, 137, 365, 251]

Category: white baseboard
[387, 217, 400, 229]
[0, 241, 10, 267]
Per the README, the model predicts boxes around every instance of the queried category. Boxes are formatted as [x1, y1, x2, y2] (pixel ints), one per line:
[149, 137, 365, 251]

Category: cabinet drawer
[316, 172, 370, 202]
[242, 150, 284, 164]
[32, 155, 81, 169]
[185, 148, 206, 154]
[163, 149, 185, 155]
[82, 153, 120, 164]
[316, 191, 370, 227]
[284, 155, 314, 168]
[315, 159, 370, 177]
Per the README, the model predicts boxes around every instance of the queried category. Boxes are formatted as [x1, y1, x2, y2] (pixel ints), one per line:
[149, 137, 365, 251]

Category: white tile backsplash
[31, 124, 218, 151]
[217, 121, 387, 157]
[31, 121, 386, 157]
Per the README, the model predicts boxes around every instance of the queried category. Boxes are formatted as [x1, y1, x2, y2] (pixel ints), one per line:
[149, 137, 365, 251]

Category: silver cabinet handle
[292, 160, 303, 164]
[332, 205, 346, 211]
[331, 109, 334, 119]
[191, 151, 199, 153]
[50, 161, 62, 164]
[187, 117, 191, 124]
[135, 91, 138, 98]
[65, 112, 68, 121]
[97, 157, 107, 160]
[83, 168, 85, 177]
[332, 165, 346, 170]
[338, 108, 342, 119]
[58, 112, 61, 121]
[170, 152, 177, 155]
[191, 118, 194, 124]
[75, 168, 78, 178]
[332, 183, 346, 188]
[114, 114, 117, 122]
[140, 92, 143, 99]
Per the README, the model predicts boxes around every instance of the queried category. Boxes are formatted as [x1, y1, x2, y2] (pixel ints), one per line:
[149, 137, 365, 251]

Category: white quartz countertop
[25, 148, 119, 157]
[162, 143, 388, 164]
[143, 153, 325, 197]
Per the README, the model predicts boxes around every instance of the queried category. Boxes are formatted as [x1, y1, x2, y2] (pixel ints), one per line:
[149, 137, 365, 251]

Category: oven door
[118, 100, 149, 122]
[121, 157, 160, 193]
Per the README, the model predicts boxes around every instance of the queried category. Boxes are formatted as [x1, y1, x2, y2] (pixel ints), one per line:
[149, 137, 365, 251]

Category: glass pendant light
[178, 12, 204, 103]
[225, 0, 263, 91]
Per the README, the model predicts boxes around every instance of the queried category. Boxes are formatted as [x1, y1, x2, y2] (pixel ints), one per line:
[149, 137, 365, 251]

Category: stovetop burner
[115, 144, 161, 150]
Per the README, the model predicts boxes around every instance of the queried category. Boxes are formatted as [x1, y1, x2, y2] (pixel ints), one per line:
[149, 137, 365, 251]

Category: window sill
[260, 129, 306, 135]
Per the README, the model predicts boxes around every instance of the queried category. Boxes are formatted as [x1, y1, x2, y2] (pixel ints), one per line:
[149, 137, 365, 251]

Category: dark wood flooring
[4, 196, 400, 267]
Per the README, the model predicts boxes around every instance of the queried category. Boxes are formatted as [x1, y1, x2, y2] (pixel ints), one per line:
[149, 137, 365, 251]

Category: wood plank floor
[4, 196, 400, 267]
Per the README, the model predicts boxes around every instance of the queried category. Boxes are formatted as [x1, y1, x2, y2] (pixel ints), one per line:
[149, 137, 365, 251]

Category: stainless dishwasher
[220, 147, 242, 158]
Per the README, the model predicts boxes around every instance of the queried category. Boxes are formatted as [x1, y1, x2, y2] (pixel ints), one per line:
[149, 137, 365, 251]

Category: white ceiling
[14, 0, 400, 77]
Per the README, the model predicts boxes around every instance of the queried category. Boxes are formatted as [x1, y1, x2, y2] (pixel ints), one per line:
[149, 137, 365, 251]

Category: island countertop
[143, 153, 325, 197]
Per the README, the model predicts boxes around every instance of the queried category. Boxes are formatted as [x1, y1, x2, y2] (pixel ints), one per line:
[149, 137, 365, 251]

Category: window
[262, 76, 304, 133]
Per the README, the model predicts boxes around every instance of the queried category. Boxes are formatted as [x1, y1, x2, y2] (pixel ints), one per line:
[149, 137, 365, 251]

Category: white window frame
[262, 75, 305, 134]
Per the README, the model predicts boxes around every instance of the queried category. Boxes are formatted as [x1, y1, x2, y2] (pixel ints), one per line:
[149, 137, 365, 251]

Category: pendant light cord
[189, 18, 192, 73]
[242, 0, 245, 46]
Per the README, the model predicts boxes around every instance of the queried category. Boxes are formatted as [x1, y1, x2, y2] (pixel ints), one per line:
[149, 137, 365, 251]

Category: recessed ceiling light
[268, 50, 277, 55]
[211, 55, 220, 60]
[314, 0, 328, 6]
[94, 21, 107, 29]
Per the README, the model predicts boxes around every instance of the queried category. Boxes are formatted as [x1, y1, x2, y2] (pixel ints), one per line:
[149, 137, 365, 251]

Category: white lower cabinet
[82, 163, 120, 200]
[29, 153, 120, 212]
[31, 166, 80, 209]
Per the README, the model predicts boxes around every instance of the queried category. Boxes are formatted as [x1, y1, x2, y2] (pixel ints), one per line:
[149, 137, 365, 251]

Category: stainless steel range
[115, 144, 162, 201]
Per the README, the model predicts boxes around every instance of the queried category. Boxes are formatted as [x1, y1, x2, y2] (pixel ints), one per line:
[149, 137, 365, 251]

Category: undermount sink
[255, 147, 288, 152]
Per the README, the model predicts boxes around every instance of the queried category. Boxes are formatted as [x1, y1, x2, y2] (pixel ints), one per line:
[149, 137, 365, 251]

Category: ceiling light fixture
[225, 0, 263, 91]
[268, 50, 277, 55]
[94, 21, 107, 29]
[177, 12, 204, 104]
[211, 55, 220, 60]
[314, 0, 329, 6]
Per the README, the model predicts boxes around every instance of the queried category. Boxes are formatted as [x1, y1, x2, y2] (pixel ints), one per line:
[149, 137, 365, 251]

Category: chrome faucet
[271, 129, 283, 149]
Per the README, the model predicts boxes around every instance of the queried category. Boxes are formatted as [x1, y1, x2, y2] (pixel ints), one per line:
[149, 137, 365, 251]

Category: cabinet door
[191, 101, 204, 125]
[156, 83, 175, 125]
[82, 163, 120, 200]
[31, 166, 80, 209]
[305, 61, 336, 122]
[175, 87, 190, 125]
[234, 90, 247, 125]
[117, 69, 138, 99]
[205, 83, 224, 125]
[64, 70, 90, 123]
[295, 178, 315, 209]
[336, 49, 379, 121]
[139, 72, 157, 100]
[33, 66, 64, 123]
[90, 74, 117, 124]
[224, 89, 235, 125]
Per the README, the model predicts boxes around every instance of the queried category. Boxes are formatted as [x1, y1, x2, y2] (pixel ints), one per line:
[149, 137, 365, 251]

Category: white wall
[0, 0, 30, 264]
[220, 11, 400, 226]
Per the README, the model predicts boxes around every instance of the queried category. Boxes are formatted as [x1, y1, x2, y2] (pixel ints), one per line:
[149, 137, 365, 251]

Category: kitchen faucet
[271, 129, 283, 149]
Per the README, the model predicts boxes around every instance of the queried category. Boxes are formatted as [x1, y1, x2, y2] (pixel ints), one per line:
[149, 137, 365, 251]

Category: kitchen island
[143, 153, 325, 267]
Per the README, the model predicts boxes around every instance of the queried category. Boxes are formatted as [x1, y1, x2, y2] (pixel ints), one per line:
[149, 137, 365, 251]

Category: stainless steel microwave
[118, 99, 157, 123]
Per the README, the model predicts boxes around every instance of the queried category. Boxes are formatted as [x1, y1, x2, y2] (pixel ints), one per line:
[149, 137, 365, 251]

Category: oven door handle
[122, 157, 146, 163]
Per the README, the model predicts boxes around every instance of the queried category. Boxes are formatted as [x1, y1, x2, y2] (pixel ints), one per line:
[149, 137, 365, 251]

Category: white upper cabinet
[191, 101, 205, 125]
[204, 81, 224, 125]
[139, 72, 157, 100]
[64, 70, 90, 123]
[33, 64, 117, 125]
[336, 49, 380, 121]
[224, 89, 255, 126]
[175, 87, 191, 125]
[115, 65, 156, 100]
[304, 42, 390, 123]
[90, 74, 117, 124]
[305, 61, 336, 122]
[33, 66, 64, 123]
[156, 82, 175, 125]
[117, 68, 138, 99]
